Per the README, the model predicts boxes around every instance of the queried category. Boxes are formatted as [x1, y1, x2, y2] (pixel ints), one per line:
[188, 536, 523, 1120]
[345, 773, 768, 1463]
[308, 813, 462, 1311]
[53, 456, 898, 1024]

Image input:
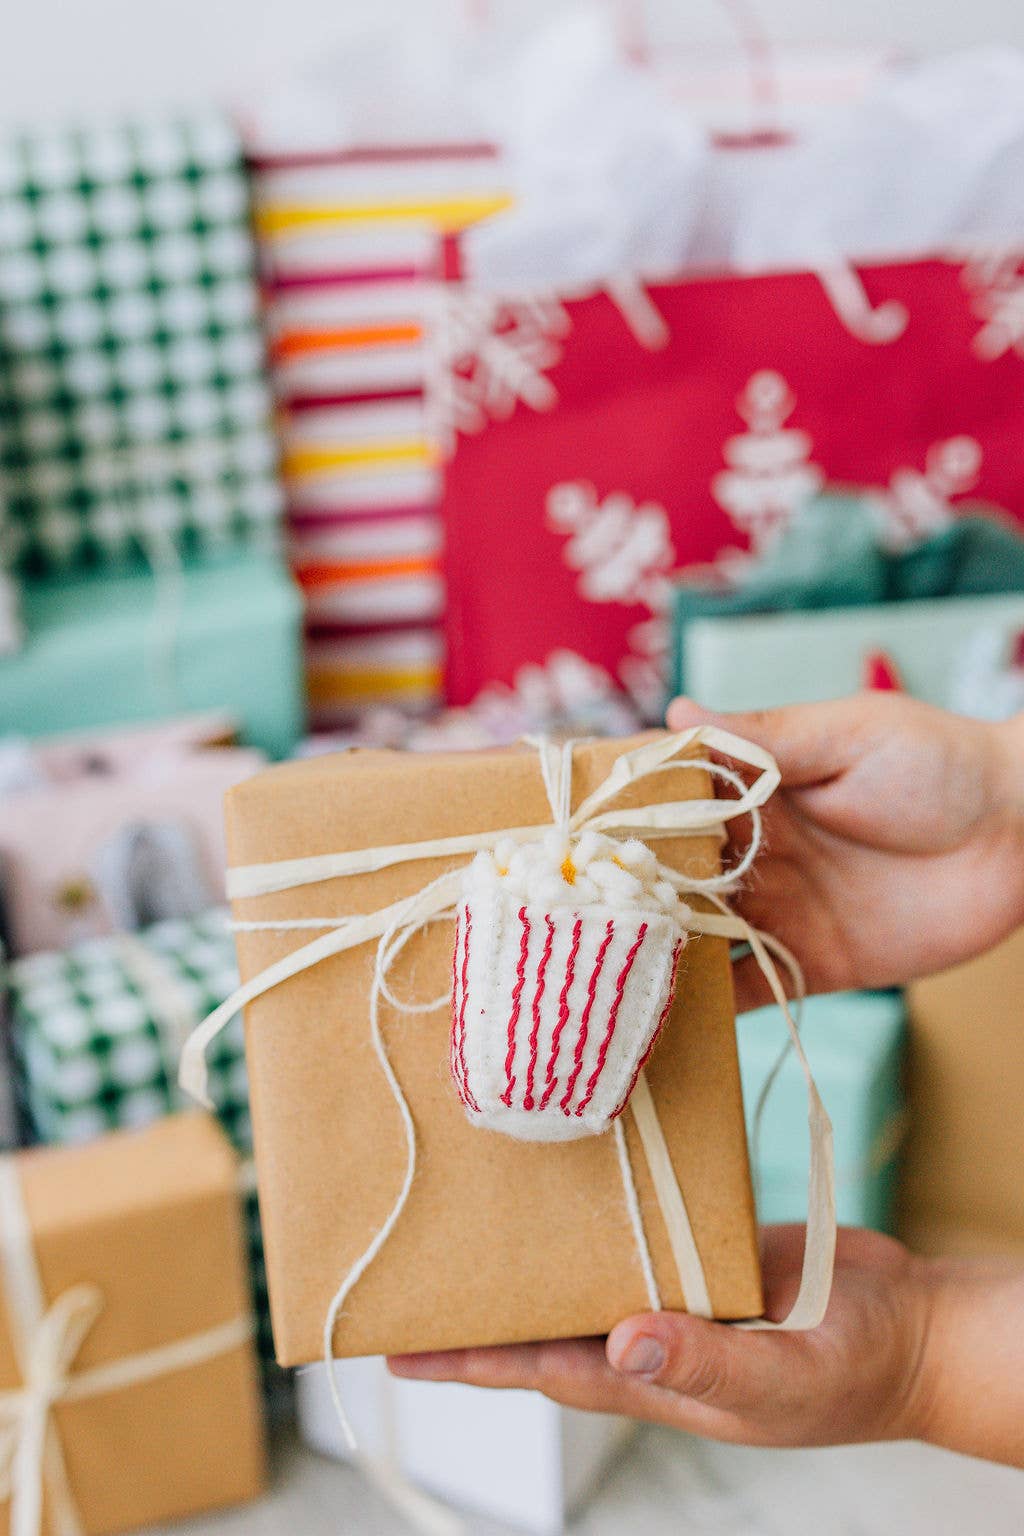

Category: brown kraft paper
[226, 734, 765, 1366]
[898, 925, 1024, 1258]
[0, 1114, 265, 1536]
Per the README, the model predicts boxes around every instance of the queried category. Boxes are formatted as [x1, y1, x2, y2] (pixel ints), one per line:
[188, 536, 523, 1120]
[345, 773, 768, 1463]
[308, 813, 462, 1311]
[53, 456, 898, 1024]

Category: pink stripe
[282, 385, 426, 414]
[456, 907, 479, 1112]
[610, 939, 684, 1121]
[289, 502, 440, 532]
[267, 267, 427, 293]
[575, 923, 648, 1118]
[305, 618, 443, 643]
[539, 916, 583, 1111]
[250, 142, 500, 172]
[501, 908, 531, 1108]
[560, 920, 615, 1114]
[523, 916, 555, 1111]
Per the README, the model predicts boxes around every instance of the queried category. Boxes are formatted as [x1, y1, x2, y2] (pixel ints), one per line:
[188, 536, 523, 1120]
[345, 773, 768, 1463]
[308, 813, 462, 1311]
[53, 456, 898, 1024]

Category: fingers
[605, 1309, 815, 1423]
[388, 1338, 639, 1417]
[667, 695, 870, 790]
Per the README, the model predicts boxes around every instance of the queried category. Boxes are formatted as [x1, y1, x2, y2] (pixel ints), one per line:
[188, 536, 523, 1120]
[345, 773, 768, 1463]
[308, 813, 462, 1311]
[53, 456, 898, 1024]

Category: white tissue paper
[462, 22, 1024, 289]
[246, 4, 1024, 288]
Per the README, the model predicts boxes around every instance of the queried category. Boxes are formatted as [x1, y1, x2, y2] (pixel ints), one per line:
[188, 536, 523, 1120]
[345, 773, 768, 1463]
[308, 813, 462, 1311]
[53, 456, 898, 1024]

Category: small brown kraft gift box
[0, 1113, 265, 1536]
[899, 925, 1024, 1258]
[205, 729, 819, 1368]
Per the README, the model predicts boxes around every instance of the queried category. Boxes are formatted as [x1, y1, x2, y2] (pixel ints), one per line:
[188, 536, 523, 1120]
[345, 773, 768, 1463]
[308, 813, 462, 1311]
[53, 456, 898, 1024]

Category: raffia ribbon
[0, 1157, 254, 1536]
[180, 726, 836, 1416]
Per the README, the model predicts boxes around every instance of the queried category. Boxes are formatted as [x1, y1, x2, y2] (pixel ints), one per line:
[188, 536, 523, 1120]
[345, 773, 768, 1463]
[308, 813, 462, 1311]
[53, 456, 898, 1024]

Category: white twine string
[0, 1158, 254, 1536]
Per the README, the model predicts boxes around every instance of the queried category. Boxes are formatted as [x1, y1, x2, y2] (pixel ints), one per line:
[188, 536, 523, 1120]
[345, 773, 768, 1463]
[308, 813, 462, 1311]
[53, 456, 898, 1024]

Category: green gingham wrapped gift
[0, 113, 283, 576]
[5, 907, 274, 1365]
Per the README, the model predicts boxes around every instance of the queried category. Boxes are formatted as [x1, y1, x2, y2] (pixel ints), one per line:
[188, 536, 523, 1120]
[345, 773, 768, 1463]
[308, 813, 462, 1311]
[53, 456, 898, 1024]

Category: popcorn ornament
[453, 828, 688, 1141]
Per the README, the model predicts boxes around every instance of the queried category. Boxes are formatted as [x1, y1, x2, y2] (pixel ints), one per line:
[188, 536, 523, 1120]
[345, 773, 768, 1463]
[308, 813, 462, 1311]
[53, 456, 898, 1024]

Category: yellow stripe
[257, 193, 513, 237]
[283, 439, 437, 478]
[306, 664, 443, 704]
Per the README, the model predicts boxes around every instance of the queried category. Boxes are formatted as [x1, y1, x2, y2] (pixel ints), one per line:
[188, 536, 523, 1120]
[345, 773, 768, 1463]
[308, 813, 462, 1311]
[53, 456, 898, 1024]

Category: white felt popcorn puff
[451, 828, 689, 1141]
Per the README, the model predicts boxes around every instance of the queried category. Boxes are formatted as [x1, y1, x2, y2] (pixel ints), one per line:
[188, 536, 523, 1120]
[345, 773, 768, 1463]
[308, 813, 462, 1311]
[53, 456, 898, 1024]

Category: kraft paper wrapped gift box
[223, 734, 764, 1365]
[5, 909, 275, 1369]
[898, 926, 1024, 1258]
[737, 991, 906, 1232]
[0, 1113, 265, 1535]
[0, 550, 304, 760]
[296, 1356, 634, 1536]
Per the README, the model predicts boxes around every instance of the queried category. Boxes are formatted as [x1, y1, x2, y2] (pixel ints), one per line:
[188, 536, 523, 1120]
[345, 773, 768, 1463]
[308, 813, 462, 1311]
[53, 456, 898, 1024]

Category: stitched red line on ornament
[575, 923, 649, 1117]
[501, 907, 531, 1108]
[456, 906, 480, 1112]
[610, 937, 684, 1121]
[560, 918, 615, 1114]
[523, 915, 555, 1110]
[449, 908, 463, 1092]
[539, 915, 583, 1111]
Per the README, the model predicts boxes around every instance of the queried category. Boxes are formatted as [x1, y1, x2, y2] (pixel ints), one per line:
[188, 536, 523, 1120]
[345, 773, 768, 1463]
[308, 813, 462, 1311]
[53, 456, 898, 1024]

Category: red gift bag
[441, 253, 1024, 712]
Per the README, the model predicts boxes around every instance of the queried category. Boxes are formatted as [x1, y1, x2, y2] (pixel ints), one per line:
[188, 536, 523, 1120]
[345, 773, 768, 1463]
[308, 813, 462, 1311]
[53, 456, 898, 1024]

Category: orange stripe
[306, 664, 443, 704]
[296, 555, 440, 590]
[273, 322, 423, 361]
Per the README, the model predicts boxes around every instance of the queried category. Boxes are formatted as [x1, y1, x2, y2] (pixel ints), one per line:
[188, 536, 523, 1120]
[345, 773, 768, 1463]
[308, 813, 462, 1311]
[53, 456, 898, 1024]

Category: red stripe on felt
[501, 907, 531, 1109]
[575, 923, 649, 1118]
[539, 916, 583, 1111]
[523, 915, 555, 1111]
[283, 386, 425, 413]
[456, 906, 479, 1112]
[560, 919, 615, 1114]
[611, 938, 684, 1121]
[249, 142, 500, 172]
[450, 908, 464, 1094]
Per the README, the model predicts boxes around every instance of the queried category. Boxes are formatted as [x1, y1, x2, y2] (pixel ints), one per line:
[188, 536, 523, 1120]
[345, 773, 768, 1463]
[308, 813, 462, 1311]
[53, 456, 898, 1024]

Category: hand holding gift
[395, 693, 1024, 1475]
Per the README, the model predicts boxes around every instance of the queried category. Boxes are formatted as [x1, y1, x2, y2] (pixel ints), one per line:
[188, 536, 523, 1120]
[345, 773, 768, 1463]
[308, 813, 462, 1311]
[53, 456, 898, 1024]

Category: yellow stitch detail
[561, 855, 577, 885]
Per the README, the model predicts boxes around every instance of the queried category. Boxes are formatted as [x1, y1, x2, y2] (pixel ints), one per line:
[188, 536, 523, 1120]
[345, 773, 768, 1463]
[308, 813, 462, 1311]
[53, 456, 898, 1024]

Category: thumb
[666, 694, 864, 790]
[607, 1310, 814, 1420]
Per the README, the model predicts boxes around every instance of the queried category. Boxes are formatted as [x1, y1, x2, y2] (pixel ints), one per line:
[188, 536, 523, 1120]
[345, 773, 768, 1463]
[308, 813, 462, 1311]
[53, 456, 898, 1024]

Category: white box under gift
[296, 1356, 636, 1535]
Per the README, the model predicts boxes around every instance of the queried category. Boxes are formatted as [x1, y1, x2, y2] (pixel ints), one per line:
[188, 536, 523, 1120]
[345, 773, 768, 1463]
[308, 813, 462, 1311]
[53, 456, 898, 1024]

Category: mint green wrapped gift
[738, 991, 906, 1233]
[0, 550, 304, 758]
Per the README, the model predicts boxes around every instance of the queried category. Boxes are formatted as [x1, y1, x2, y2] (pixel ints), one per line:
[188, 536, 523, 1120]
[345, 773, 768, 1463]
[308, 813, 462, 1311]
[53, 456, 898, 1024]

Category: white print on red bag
[868, 435, 983, 552]
[431, 279, 669, 452]
[429, 291, 570, 451]
[545, 481, 676, 715]
[814, 265, 910, 345]
[960, 252, 1024, 361]
[711, 370, 825, 557]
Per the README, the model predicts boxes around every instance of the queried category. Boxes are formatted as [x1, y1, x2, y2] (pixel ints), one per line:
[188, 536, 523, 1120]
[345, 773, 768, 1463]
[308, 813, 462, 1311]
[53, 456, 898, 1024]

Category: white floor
[162, 1426, 1024, 1535]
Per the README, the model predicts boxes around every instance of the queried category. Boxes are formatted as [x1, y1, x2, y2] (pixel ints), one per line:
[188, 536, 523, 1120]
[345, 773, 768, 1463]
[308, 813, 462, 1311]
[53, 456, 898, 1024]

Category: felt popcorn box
[0, 1115, 265, 1535]
[211, 732, 779, 1366]
[454, 832, 683, 1140]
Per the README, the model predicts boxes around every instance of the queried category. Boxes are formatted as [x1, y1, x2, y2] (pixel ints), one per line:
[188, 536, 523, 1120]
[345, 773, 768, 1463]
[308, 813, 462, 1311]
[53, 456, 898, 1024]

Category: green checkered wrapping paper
[5, 906, 275, 1366]
[0, 113, 283, 577]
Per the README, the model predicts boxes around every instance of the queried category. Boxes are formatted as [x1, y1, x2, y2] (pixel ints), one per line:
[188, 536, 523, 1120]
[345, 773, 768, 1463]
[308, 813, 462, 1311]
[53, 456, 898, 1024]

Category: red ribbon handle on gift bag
[616, 0, 783, 146]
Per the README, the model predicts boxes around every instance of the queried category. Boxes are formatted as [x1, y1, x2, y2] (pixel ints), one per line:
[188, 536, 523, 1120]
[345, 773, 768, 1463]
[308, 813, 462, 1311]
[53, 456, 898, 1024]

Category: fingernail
[613, 1334, 666, 1376]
